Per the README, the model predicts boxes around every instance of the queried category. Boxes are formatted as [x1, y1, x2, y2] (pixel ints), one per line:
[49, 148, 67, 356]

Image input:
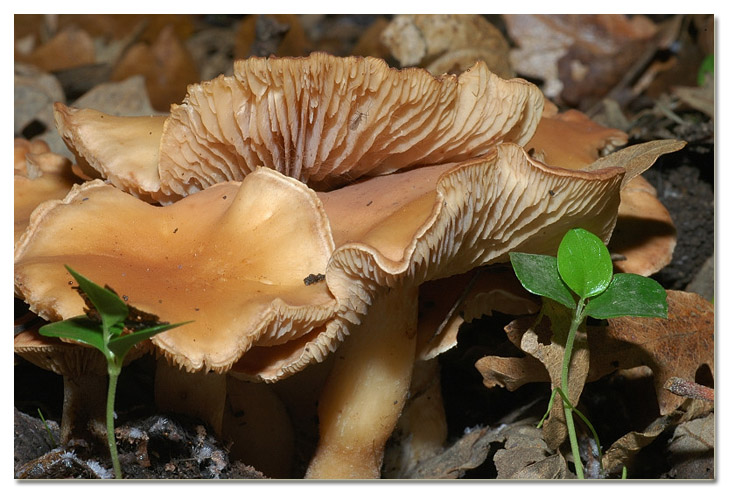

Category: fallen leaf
[111, 25, 200, 111]
[586, 291, 714, 415]
[602, 400, 712, 475]
[665, 412, 714, 479]
[583, 138, 686, 188]
[515, 300, 590, 449]
[394, 426, 494, 479]
[493, 423, 569, 479]
[476, 290, 714, 442]
[503, 14, 657, 103]
[673, 79, 715, 119]
[380, 14, 513, 78]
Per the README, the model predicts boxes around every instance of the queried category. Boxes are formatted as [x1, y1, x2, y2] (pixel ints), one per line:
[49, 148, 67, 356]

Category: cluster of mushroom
[15, 52, 678, 478]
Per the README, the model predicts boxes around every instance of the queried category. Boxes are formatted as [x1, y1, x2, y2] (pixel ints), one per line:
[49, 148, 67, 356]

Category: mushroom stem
[154, 359, 227, 435]
[305, 284, 419, 479]
[61, 374, 108, 446]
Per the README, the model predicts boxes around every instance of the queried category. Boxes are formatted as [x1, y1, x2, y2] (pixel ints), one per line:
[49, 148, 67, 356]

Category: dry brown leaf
[602, 400, 713, 475]
[503, 14, 657, 103]
[111, 25, 200, 111]
[665, 412, 714, 479]
[514, 300, 590, 449]
[586, 290, 714, 416]
[385, 425, 493, 479]
[18, 25, 95, 72]
[583, 138, 686, 188]
[673, 79, 715, 119]
[381, 14, 513, 78]
[494, 423, 570, 479]
[476, 291, 714, 449]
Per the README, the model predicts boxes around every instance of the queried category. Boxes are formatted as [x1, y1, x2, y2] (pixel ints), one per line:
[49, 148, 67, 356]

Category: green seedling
[698, 54, 714, 87]
[37, 408, 57, 449]
[510, 228, 667, 478]
[39, 266, 191, 479]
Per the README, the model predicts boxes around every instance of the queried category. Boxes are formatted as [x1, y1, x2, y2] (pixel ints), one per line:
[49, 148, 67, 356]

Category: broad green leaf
[510, 252, 576, 309]
[585, 273, 668, 319]
[107, 322, 192, 358]
[557, 229, 613, 299]
[39, 316, 107, 356]
[66, 265, 129, 336]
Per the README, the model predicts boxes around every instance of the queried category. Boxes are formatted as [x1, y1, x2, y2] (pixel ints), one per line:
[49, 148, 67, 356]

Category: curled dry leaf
[601, 400, 713, 476]
[476, 290, 714, 420]
[380, 14, 513, 78]
[16, 25, 95, 72]
[503, 14, 658, 107]
[586, 290, 714, 416]
[110, 24, 200, 112]
[493, 423, 569, 479]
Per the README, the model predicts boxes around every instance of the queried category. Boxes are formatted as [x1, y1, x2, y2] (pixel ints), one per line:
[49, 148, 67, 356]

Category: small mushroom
[53, 52, 543, 202]
[14, 328, 148, 446]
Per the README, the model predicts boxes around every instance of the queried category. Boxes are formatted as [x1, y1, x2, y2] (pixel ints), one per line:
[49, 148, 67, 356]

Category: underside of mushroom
[53, 52, 544, 203]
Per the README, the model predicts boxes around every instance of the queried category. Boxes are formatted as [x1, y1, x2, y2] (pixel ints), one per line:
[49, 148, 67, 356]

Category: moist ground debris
[15, 408, 267, 479]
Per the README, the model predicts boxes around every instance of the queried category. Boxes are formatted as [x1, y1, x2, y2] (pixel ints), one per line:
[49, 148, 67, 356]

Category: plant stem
[106, 364, 122, 479]
[562, 297, 586, 479]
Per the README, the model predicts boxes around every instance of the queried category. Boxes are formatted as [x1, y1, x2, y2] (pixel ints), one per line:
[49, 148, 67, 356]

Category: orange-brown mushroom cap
[232, 143, 626, 382]
[53, 53, 544, 203]
[53, 103, 167, 202]
[14, 138, 80, 245]
[14, 168, 338, 372]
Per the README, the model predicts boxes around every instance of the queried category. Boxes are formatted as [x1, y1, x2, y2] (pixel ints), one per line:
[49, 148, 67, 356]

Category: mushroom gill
[54, 52, 543, 203]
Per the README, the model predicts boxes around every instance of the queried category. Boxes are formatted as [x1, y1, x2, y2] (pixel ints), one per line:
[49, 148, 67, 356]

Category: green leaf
[107, 322, 192, 359]
[510, 252, 576, 309]
[66, 265, 128, 336]
[585, 273, 668, 319]
[698, 54, 714, 86]
[557, 229, 613, 299]
[39, 316, 107, 356]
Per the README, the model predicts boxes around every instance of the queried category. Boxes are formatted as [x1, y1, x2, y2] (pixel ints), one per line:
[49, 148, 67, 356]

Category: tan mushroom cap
[14, 329, 108, 377]
[14, 168, 338, 372]
[232, 143, 625, 381]
[54, 53, 543, 203]
[53, 103, 167, 202]
[14, 138, 79, 245]
[14, 327, 149, 375]
[526, 110, 681, 276]
[525, 108, 628, 168]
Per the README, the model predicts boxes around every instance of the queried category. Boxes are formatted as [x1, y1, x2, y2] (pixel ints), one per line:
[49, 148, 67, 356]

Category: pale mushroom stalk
[61, 373, 108, 445]
[305, 283, 418, 479]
